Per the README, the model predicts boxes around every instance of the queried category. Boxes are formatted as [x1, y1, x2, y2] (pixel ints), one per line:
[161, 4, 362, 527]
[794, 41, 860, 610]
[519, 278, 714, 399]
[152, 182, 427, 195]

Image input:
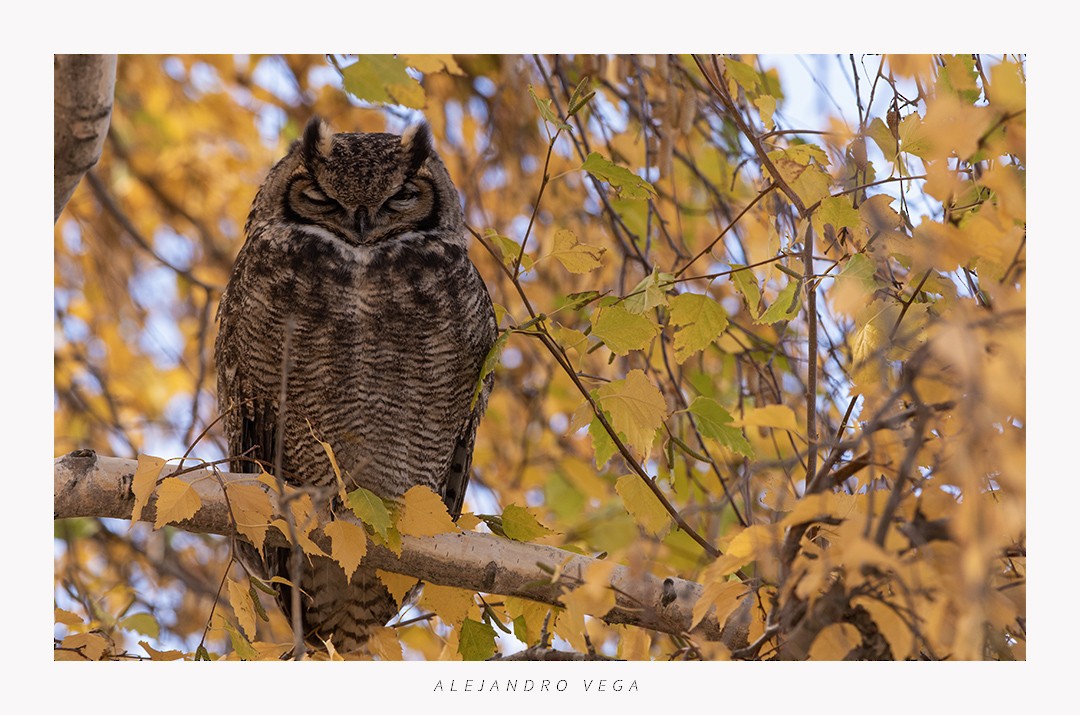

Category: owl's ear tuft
[401, 122, 432, 174]
[302, 116, 334, 166]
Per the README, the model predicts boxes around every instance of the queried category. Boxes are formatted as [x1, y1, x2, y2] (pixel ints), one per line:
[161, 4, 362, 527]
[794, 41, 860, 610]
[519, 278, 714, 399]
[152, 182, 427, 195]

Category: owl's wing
[440, 261, 498, 520]
[442, 380, 490, 520]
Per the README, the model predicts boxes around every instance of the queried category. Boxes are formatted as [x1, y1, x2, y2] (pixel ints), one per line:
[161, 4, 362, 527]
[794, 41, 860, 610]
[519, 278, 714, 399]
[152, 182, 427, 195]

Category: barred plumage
[215, 117, 497, 652]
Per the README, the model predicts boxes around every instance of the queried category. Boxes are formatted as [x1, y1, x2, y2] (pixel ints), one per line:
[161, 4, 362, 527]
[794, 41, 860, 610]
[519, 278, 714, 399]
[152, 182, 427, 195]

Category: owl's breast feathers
[216, 224, 497, 508]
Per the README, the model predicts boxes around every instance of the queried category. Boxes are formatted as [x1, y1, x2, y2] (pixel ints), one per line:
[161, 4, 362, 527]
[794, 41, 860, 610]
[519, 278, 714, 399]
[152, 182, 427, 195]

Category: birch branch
[54, 450, 742, 648]
[54, 54, 117, 222]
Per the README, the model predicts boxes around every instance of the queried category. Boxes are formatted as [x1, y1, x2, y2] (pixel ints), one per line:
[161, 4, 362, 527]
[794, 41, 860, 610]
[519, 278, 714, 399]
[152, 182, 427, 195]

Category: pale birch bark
[54, 450, 744, 647]
[54, 54, 117, 222]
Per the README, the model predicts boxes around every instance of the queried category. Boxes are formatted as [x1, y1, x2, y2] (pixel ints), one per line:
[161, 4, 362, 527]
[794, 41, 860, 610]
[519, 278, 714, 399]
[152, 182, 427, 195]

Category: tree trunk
[54, 54, 117, 222]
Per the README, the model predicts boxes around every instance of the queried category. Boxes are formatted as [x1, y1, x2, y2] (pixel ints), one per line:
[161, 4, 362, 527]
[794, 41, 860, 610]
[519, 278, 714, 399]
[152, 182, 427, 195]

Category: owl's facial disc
[283, 117, 445, 247]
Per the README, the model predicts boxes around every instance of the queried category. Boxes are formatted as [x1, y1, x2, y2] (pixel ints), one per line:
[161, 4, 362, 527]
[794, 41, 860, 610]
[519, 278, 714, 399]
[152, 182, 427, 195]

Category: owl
[215, 117, 497, 653]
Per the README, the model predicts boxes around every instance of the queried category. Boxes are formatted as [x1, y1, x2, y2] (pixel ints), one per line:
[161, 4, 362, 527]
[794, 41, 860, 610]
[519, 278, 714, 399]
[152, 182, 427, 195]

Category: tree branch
[54, 450, 735, 646]
[54, 54, 117, 222]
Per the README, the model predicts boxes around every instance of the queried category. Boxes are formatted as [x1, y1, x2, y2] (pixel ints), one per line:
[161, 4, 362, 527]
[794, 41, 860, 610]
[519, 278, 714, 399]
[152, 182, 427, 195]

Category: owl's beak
[352, 209, 367, 238]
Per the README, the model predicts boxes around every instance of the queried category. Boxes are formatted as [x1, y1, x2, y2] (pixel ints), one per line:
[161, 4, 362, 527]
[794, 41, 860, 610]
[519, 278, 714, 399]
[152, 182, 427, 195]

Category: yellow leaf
[989, 60, 1025, 114]
[615, 474, 671, 537]
[704, 524, 779, 577]
[251, 641, 293, 660]
[153, 477, 202, 529]
[131, 454, 165, 525]
[733, 404, 801, 435]
[139, 641, 185, 661]
[557, 562, 616, 654]
[595, 369, 668, 458]
[323, 520, 368, 581]
[886, 54, 935, 80]
[838, 537, 902, 576]
[754, 94, 776, 131]
[219, 614, 259, 660]
[726, 524, 778, 560]
[456, 513, 481, 531]
[691, 580, 747, 631]
[419, 583, 475, 627]
[401, 54, 464, 75]
[54, 608, 83, 628]
[782, 492, 857, 527]
[546, 228, 606, 273]
[617, 625, 651, 660]
[853, 596, 915, 659]
[921, 94, 993, 162]
[376, 569, 420, 608]
[58, 633, 111, 661]
[505, 597, 551, 645]
[270, 518, 327, 559]
[320, 635, 345, 661]
[808, 623, 860, 660]
[668, 292, 729, 363]
[227, 482, 274, 553]
[257, 470, 282, 494]
[550, 322, 590, 368]
[309, 423, 348, 502]
[227, 578, 257, 640]
[398, 485, 457, 537]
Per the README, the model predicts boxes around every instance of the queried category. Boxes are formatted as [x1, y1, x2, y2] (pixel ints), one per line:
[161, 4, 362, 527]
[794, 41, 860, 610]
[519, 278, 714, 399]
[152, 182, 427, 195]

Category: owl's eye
[386, 182, 422, 209]
[302, 187, 336, 206]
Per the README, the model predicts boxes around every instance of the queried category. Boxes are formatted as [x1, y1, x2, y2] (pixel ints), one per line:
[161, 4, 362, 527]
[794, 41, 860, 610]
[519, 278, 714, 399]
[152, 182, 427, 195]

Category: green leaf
[615, 474, 672, 537]
[896, 113, 932, 160]
[567, 75, 595, 115]
[485, 229, 533, 272]
[340, 55, 425, 109]
[622, 269, 672, 314]
[755, 280, 801, 325]
[595, 369, 668, 459]
[501, 504, 556, 542]
[560, 290, 602, 312]
[581, 152, 657, 200]
[868, 117, 898, 162]
[781, 143, 831, 167]
[724, 58, 762, 95]
[471, 329, 509, 409]
[347, 486, 393, 539]
[589, 415, 619, 468]
[814, 196, 862, 236]
[511, 615, 531, 645]
[730, 264, 762, 319]
[118, 613, 159, 639]
[458, 618, 498, 661]
[529, 85, 571, 130]
[688, 397, 754, 458]
[591, 304, 659, 355]
[937, 54, 981, 104]
[838, 253, 877, 290]
[222, 617, 259, 661]
[668, 292, 729, 363]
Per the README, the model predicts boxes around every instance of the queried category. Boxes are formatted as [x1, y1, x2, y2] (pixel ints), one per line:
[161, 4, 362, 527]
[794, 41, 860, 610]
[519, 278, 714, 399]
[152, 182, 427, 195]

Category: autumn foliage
[54, 54, 1025, 661]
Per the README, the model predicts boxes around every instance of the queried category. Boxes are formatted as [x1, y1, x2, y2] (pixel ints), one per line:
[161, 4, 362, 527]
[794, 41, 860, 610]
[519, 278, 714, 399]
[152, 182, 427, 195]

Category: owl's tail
[267, 547, 400, 654]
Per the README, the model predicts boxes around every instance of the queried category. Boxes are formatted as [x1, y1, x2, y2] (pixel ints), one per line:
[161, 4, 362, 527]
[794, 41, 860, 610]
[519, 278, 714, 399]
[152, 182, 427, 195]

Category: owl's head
[251, 116, 464, 248]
